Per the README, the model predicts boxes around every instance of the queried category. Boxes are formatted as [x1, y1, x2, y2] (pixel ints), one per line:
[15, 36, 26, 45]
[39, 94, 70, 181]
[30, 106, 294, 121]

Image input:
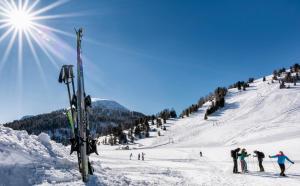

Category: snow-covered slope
[152, 76, 300, 147]
[2, 76, 300, 185]
[92, 98, 129, 111]
[97, 76, 300, 185]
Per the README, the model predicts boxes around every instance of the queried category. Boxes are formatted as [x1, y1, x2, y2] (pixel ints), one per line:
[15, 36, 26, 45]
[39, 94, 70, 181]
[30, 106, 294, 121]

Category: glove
[292, 162, 295, 164]
[269, 155, 271, 158]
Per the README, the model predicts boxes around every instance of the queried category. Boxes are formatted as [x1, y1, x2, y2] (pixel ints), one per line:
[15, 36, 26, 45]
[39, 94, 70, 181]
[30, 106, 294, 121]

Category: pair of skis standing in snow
[59, 28, 98, 182]
[231, 148, 295, 176]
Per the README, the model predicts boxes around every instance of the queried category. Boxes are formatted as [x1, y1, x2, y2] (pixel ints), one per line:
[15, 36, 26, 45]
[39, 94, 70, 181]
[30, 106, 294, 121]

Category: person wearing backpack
[231, 148, 241, 173]
[253, 150, 265, 172]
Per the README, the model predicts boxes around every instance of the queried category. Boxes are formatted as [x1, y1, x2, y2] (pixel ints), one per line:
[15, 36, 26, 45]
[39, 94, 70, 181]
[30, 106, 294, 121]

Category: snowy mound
[0, 126, 129, 185]
[92, 98, 129, 111]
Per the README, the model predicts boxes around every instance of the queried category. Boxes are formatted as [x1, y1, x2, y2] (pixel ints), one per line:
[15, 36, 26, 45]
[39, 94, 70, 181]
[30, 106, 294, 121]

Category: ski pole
[269, 157, 279, 172]
[252, 157, 255, 171]
[252, 157, 256, 171]
[286, 163, 293, 171]
[254, 157, 258, 171]
[252, 156, 256, 171]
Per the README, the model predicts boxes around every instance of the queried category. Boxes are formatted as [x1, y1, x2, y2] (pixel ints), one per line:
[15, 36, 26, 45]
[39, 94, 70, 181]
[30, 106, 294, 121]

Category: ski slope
[153, 76, 300, 148]
[96, 77, 300, 185]
[1, 76, 300, 185]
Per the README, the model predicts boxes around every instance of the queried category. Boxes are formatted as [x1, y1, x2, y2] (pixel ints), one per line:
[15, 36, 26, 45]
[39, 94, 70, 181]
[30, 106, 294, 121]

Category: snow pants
[258, 160, 264, 172]
[241, 160, 247, 173]
[233, 159, 238, 173]
[279, 163, 285, 176]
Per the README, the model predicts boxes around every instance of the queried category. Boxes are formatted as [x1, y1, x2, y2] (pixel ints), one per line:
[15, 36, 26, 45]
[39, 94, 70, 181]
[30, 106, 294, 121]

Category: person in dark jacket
[253, 150, 265, 172]
[231, 148, 241, 173]
[269, 151, 294, 176]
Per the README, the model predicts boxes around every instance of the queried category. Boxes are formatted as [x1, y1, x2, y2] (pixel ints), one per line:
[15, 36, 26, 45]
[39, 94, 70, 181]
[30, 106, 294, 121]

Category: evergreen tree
[248, 78, 254, 83]
[170, 109, 177, 118]
[285, 72, 293, 83]
[113, 136, 117, 145]
[134, 125, 141, 138]
[204, 113, 208, 120]
[144, 121, 150, 137]
[151, 115, 155, 125]
[293, 63, 300, 72]
[185, 109, 189, 117]
[237, 81, 242, 90]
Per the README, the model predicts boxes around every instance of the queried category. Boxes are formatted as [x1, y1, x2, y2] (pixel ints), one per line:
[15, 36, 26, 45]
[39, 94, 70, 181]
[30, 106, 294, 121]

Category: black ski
[59, 28, 98, 183]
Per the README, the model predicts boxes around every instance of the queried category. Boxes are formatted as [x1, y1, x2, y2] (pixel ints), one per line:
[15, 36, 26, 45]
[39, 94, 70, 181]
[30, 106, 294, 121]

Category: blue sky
[0, 0, 300, 123]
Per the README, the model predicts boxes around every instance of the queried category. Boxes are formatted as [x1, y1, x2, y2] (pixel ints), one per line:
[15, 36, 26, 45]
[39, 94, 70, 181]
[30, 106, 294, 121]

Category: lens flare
[0, 0, 78, 71]
[0, 0, 81, 113]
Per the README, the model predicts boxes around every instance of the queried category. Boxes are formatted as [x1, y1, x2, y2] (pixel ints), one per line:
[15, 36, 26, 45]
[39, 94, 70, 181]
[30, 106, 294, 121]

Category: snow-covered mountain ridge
[150, 75, 300, 147]
[4, 98, 143, 144]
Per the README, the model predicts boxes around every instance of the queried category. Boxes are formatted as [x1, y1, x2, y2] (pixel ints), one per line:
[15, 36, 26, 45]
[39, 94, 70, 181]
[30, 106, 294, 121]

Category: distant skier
[200, 151, 203, 157]
[130, 153, 133, 160]
[142, 152, 145, 161]
[138, 153, 140, 160]
[253, 150, 265, 172]
[239, 148, 251, 173]
[269, 151, 295, 176]
[231, 148, 240, 173]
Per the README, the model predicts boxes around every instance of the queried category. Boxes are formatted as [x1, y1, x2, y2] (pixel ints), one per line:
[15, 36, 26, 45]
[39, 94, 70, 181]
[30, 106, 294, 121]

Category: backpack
[231, 150, 235, 158]
[257, 151, 265, 158]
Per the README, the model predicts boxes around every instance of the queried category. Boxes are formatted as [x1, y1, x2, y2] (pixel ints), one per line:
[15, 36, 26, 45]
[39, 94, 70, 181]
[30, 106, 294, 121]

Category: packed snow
[1, 76, 300, 185]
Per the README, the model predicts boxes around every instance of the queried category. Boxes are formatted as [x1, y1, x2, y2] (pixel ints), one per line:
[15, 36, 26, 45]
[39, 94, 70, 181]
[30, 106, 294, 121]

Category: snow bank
[0, 125, 133, 185]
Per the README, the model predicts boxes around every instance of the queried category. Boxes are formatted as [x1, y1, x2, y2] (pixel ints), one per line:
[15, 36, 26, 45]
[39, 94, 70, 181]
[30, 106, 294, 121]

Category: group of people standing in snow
[130, 152, 145, 161]
[231, 148, 294, 176]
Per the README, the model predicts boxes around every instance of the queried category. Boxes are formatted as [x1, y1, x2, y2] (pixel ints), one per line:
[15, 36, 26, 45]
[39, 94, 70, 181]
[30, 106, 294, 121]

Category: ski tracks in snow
[95, 152, 188, 185]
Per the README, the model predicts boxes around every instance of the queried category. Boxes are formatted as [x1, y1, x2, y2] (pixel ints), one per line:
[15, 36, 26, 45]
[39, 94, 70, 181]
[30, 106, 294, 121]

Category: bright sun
[0, 0, 77, 73]
[8, 9, 33, 31]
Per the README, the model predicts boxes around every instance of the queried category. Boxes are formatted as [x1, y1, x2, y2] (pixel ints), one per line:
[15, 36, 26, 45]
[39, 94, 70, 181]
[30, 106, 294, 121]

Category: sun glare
[8, 9, 32, 31]
[0, 0, 78, 72]
[0, 0, 80, 101]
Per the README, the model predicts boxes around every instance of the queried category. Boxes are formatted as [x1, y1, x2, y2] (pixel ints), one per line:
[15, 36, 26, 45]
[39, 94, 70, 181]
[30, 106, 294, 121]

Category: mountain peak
[91, 98, 129, 111]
